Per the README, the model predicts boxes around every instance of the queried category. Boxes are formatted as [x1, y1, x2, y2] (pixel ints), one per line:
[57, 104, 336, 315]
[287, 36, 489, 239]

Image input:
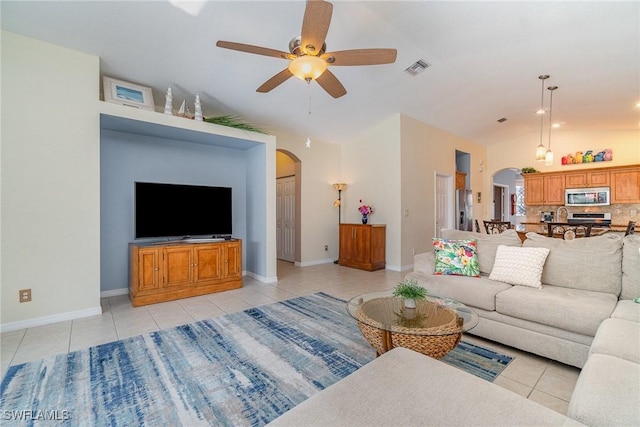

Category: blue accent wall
[100, 126, 260, 292]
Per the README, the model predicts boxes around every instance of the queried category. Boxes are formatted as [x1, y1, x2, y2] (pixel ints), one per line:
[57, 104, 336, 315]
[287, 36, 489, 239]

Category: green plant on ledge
[392, 279, 428, 300]
[520, 167, 539, 174]
[204, 115, 267, 134]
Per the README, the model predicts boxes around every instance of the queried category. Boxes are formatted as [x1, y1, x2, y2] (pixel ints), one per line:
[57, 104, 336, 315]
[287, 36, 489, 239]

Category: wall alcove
[98, 103, 277, 294]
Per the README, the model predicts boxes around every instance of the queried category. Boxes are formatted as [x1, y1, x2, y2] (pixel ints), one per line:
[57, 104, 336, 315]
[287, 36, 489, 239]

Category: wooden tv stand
[129, 239, 242, 306]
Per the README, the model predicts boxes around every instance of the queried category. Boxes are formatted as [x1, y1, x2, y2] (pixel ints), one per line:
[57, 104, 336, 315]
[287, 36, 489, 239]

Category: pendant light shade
[545, 86, 558, 166]
[535, 75, 549, 161]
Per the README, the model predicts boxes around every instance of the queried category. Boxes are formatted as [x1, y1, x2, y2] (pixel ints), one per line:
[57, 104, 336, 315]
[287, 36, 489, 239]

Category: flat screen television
[135, 182, 232, 239]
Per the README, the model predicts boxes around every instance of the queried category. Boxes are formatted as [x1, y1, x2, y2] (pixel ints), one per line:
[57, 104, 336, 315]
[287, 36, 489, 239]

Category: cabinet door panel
[194, 245, 222, 283]
[524, 175, 544, 205]
[225, 242, 242, 278]
[544, 174, 565, 205]
[611, 169, 640, 203]
[138, 249, 160, 291]
[164, 247, 193, 287]
[339, 224, 354, 261]
[565, 173, 586, 188]
[587, 171, 610, 187]
[353, 226, 372, 264]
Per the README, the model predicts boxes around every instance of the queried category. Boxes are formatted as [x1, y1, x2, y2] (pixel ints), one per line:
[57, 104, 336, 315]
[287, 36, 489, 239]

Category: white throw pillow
[489, 245, 550, 288]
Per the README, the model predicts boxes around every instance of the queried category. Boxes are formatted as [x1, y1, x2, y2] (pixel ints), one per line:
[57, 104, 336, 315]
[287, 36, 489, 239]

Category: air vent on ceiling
[497, 117, 507, 123]
[404, 59, 430, 76]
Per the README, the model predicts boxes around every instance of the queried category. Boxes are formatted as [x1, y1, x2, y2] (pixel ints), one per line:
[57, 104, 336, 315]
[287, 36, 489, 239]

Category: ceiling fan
[216, 0, 397, 99]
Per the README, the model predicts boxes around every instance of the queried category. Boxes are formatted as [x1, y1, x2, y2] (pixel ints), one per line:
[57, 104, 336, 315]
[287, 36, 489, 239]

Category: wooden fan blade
[217, 41, 291, 59]
[316, 69, 346, 98]
[322, 49, 397, 66]
[257, 69, 294, 93]
[300, 0, 333, 55]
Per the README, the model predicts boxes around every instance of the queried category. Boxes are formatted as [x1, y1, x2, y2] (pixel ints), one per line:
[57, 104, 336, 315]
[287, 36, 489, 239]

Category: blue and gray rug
[1, 292, 512, 426]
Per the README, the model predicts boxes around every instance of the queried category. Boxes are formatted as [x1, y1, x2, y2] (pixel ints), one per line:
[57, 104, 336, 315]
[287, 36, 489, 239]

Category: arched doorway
[492, 168, 524, 227]
[276, 150, 301, 263]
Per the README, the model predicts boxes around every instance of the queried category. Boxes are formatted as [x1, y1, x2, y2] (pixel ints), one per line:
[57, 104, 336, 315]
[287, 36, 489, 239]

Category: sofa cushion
[621, 234, 640, 299]
[495, 285, 618, 336]
[589, 318, 640, 363]
[523, 233, 622, 295]
[441, 229, 522, 274]
[489, 245, 550, 288]
[405, 269, 512, 311]
[611, 299, 640, 322]
[268, 347, 584, 427]
[432, 238, 480, 277]
[568, 354, 640, 427]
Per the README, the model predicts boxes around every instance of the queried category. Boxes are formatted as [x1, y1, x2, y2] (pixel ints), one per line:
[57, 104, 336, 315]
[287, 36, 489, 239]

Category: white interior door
[435, 174, 451, 238]
[276, 176, 296, 262]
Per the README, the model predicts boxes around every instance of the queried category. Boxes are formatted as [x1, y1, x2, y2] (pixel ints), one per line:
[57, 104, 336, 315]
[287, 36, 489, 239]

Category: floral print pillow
[432, 238, 480, 277]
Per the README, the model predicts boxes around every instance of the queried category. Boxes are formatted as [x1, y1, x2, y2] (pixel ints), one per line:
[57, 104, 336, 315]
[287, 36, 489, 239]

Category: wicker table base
[354, 297, 464, 359]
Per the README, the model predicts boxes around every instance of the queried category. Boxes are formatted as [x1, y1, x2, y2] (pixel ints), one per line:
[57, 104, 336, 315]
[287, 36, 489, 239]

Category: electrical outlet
[324, 245, 328, 251]
[19, 289, 32, 303]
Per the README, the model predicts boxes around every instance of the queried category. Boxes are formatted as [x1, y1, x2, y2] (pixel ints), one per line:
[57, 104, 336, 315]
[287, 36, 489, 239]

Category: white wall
[487, 130, 640, 175]
[275, 132, 341, 266]
[342, 115, 403, 270]
[1, 31, 101, 329]
[399, 115, 487, 268]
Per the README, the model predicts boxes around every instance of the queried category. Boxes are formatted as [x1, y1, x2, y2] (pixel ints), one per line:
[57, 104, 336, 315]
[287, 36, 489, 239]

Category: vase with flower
[358, 200, 374, 224]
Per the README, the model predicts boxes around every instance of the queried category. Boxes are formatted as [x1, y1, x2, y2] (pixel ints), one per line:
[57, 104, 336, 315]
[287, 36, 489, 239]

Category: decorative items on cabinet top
[102, 76, 266, 134]
[562, 149, 613, 165]
[358, 199, 374, 225]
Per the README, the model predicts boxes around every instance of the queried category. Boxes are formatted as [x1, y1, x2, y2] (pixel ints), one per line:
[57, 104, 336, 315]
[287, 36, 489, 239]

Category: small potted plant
[392, 279, 428, 308]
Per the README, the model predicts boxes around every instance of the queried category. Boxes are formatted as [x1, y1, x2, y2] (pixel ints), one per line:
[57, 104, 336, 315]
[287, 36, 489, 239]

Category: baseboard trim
[244, 271, 278, 283]
[295, 259, 335, 267]
[0, 306, 103, 333]
[100, 288, 129, 298]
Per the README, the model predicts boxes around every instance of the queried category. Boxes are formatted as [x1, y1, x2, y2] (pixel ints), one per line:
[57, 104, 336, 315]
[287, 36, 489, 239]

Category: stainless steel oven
[565, 187, 610, 207]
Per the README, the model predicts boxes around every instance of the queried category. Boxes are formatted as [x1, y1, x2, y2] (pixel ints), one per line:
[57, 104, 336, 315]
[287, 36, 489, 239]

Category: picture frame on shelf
[103, 76, 155, 111]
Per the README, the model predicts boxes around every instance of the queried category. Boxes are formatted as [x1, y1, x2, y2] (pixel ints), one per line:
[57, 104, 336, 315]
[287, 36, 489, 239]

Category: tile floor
[1, 260, 580, 415]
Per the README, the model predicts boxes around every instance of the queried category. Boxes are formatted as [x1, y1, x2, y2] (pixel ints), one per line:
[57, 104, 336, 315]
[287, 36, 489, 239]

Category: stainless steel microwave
[565, 187, 610, 206]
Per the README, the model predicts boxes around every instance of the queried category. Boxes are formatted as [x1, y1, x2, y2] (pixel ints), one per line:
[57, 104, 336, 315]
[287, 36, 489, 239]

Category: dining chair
[625, 221, 636, 236]
[483, 220, 511, 234]
[547, 222, 593, 240]
[474, 219, 481, 233]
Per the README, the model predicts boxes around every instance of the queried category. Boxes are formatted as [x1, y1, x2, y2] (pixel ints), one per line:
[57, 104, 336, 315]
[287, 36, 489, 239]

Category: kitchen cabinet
[611, 167, 640, 204]
[565, 170, 610, 188]
[455, 171, 467, 190]
[339, 224, 386, 271]
[523, 173, 564, 205]
[130, 240, 242, 306]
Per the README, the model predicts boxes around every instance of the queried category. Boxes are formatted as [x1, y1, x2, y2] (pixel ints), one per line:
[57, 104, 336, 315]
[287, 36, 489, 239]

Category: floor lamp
[333, 183, 347, 263]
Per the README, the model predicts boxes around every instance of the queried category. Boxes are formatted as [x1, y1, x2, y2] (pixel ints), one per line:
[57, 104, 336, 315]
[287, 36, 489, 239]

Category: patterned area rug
[1, 293, 512, 426]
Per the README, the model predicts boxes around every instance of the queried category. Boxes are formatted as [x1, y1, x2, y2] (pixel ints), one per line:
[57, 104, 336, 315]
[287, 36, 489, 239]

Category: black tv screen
[135, 182, 232, 239]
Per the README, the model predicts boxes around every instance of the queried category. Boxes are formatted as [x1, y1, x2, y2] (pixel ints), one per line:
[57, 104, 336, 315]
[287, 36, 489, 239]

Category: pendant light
[535, 75, 550, 161]
[545, 86, 558, 166]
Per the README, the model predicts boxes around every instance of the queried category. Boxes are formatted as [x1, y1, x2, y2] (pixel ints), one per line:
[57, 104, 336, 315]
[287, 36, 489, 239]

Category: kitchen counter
[515, 222, 623, 242]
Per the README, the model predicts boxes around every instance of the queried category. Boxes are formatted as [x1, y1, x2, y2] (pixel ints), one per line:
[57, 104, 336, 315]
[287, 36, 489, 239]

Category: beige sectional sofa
[406, 229, 638, 369]
[268, 230, 639, 426]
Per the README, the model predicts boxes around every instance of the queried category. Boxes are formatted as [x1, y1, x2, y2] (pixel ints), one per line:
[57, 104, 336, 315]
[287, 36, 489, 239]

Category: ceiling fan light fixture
[288, 55, 327, 81]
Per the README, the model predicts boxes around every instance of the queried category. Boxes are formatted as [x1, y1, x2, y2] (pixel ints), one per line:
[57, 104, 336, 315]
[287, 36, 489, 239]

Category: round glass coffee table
[347, 290, 478, 359]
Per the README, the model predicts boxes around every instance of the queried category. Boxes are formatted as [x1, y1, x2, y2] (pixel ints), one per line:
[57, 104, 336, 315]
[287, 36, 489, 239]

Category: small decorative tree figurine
[392, 279, 427, 308]
[194, 94, 203, 121]
[163, 86, 173, 115]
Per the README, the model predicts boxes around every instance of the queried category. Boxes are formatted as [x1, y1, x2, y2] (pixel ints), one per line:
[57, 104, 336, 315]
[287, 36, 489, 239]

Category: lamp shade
[536, 144, 546, 161]
[333, 183, 347, 191]
[288, 56, 327, 81]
